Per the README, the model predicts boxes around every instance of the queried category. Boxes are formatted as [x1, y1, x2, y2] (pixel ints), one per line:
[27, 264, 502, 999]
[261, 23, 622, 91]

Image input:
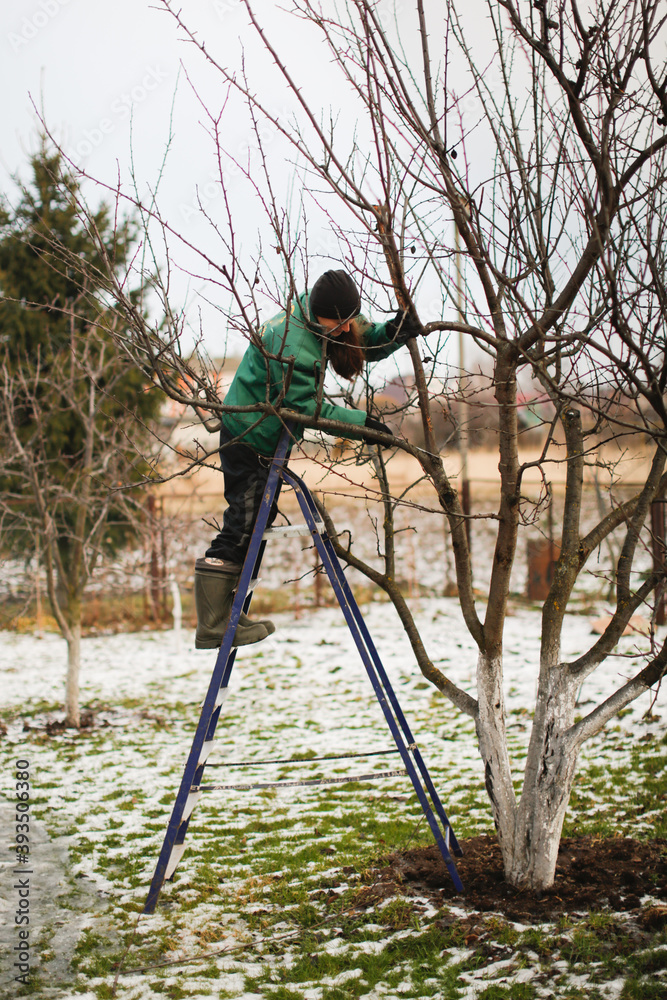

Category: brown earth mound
[375, 835, 667, 922]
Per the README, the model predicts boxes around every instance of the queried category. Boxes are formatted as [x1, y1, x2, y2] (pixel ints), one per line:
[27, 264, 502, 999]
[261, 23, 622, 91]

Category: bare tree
[53, 0, 667, 888]
[0, 147, 160, 727]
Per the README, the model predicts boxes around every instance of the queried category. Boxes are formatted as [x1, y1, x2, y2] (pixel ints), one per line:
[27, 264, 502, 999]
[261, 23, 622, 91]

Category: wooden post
[313, 546, 323, 607]
[147, 494, 160, 620]
[170, 576, 182, 654]
[527, 539, 560, 601]
[455, 216, 472, 559]
[294, 546, 302, 620]
[651, 500, 666, 626]
[460, 477, 471, 554]
[160, 498, 168, 617]
[34, 544, 43, 637]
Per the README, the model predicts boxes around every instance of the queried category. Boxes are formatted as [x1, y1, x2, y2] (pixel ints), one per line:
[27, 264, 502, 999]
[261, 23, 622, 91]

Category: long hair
[326, 320, 365, 380]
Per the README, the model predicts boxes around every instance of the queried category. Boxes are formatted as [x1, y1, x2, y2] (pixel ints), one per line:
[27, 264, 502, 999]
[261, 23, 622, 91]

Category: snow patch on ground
[0, 595, 665, 998]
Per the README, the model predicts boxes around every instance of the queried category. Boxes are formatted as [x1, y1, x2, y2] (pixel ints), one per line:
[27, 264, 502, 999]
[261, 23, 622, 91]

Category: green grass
[3, 646, 667, 1000]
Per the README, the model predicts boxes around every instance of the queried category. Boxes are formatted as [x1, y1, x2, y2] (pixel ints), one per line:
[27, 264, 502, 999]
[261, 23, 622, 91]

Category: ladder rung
[264, 524, 320, 538]
[205, 746, 403, 768]
[215, 687, 230, 708]
[193, 768, 407, 792]
[164, 842, 187, 880]
[198, 740, 216, 766]
[182, 790, 202, 821]
[199, 686, 230, 711]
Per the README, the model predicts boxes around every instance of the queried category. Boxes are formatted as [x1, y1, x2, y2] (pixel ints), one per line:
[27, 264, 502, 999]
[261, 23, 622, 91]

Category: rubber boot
[195, 558, 276, 637]
[194, 559, 269, 648]
[239, 611, 276, 635]
[197, 558, 276, 635]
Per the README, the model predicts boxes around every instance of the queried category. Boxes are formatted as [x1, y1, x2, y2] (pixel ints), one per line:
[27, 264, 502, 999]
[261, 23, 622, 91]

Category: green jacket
[221, 292, 404, 455]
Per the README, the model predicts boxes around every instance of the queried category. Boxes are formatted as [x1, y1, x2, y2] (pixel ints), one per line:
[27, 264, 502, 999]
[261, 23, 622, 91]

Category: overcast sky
[2, 0, 487, 362]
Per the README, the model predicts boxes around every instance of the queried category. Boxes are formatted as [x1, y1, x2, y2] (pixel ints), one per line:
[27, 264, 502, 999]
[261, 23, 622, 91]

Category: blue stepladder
[143, 423, 463, 914]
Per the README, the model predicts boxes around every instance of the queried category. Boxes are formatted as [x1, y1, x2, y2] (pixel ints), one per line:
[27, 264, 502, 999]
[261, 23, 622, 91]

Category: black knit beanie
[309, 270, 361, 321]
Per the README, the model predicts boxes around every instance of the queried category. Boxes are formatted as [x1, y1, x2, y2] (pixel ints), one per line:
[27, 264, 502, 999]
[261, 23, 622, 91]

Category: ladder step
[182, 790, 202, 821]
[164, 842, 187, 880]
[264, 524, 320, 538]
[215, 686, 230, 708]
[199, 686, 230, 711]
[198, 740, 216, 766]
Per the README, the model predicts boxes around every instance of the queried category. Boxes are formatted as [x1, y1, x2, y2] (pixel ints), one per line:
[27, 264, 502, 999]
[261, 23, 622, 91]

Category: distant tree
[0, 143, 160, 727]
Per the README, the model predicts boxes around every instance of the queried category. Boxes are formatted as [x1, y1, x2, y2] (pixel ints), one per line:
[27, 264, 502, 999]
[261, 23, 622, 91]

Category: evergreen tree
[0, 142, 160, 726]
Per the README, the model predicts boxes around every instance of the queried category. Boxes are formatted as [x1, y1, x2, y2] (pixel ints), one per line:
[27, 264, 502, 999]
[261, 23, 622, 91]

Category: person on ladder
[194, 269, 423, 649]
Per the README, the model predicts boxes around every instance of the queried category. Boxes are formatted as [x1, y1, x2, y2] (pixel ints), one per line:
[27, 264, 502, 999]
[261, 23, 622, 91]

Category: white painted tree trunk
[477, 645, 583, 891]
[65, 623, 81, 729]
[510, 739, 581, 890]
[511, 661, 582, 890]
[474, 652, 517, 868]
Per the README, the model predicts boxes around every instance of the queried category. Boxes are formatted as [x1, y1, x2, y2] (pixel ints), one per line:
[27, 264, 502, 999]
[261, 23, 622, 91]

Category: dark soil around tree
[368, 835, 667, 923]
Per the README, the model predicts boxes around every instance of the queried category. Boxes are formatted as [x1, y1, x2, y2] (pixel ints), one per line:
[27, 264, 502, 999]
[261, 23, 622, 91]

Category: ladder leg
[319, 532, 462, 856]
[143, 428, 293, 913]
[318, 532, 463, 889]
[281, 468, 460, 846]
[318, 536, 462, 855]
[144, 423, 462, 911]
[281, 471, 463, 890]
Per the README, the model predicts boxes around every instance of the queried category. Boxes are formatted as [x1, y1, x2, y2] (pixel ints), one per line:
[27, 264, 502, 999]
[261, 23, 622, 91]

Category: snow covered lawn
[1, 598, 666, 999]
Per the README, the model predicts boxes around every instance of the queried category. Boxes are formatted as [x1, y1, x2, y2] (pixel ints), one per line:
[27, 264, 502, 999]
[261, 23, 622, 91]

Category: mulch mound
[374, 835, 667, 922]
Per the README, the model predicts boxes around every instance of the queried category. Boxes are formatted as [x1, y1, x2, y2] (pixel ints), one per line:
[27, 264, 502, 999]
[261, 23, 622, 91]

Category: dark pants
[204, 428, 283, 565]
